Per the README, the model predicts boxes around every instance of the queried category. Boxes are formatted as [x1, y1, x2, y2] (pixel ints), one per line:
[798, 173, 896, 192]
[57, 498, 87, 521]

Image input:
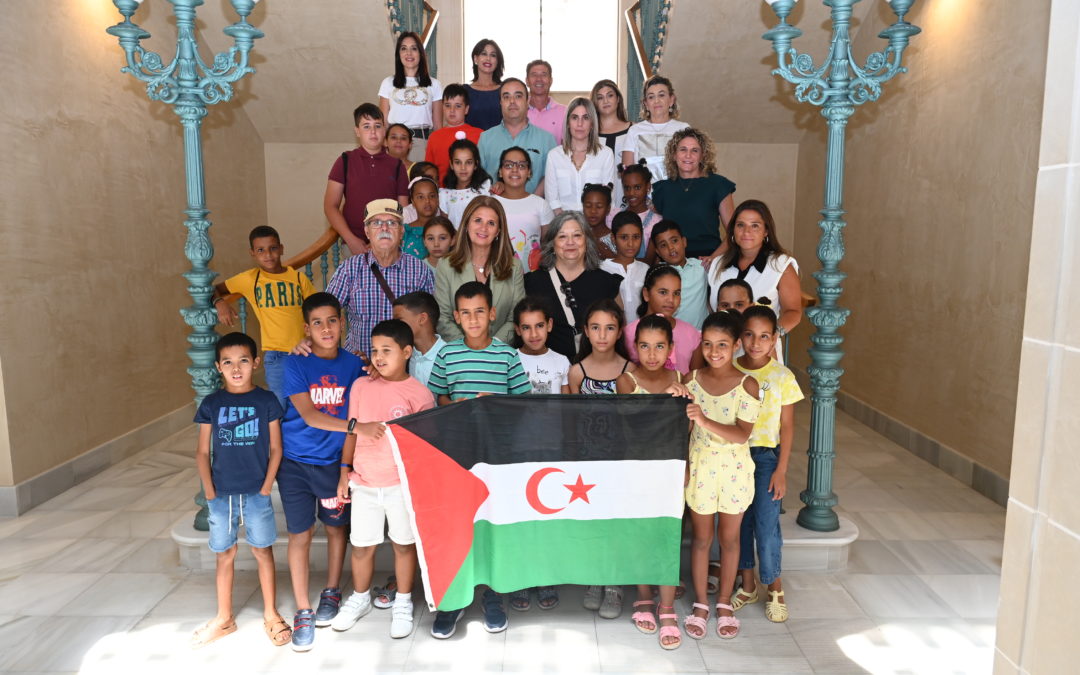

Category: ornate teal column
[107, 0, 263, 530]
[763, 0, 920, 531]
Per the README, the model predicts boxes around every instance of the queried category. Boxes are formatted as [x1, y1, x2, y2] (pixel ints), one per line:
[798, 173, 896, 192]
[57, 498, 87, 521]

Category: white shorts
[348, 483, 415, 547]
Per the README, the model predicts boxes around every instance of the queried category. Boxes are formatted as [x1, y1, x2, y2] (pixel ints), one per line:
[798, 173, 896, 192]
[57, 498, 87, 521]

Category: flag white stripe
[471, 460, 685, 526]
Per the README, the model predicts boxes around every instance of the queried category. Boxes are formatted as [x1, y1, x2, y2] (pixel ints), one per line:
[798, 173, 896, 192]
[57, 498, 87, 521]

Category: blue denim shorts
[207, 491, 277, 553]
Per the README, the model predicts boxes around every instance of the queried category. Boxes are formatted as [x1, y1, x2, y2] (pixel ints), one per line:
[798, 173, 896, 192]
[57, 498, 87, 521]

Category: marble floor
[0, 402, 1004, 674]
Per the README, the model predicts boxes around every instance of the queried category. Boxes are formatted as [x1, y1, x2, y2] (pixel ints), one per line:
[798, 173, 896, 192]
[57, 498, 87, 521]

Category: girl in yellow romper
[682, 310, 760, 641]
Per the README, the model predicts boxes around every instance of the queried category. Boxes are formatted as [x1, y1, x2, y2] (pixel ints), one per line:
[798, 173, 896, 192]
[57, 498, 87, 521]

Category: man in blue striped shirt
[428, 281, 530, 405]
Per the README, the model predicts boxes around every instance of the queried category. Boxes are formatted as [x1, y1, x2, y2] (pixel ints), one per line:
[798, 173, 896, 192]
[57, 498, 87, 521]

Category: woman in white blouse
[379, 31, 443, 163]
[543, 97, 617, 215]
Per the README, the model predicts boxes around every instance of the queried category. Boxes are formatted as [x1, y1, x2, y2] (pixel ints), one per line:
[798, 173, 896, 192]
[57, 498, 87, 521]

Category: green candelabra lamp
[763, 0, 920, 531]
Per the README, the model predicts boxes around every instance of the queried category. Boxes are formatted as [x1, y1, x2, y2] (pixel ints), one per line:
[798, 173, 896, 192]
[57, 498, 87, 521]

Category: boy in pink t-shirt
[332, 319, 435, 638]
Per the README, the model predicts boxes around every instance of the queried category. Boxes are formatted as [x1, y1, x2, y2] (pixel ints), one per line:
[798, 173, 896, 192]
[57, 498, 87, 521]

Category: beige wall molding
[0, 403, 194, 517]
[793, 370, 1009, 508]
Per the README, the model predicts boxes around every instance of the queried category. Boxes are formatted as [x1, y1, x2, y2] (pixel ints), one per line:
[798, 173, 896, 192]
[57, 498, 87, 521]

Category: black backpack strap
[341, 151, 349, 198]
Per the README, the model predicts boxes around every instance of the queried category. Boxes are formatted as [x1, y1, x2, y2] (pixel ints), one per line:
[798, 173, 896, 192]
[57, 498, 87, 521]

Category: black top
[524, 267, 624, 359]
[600, 128, 630, 156]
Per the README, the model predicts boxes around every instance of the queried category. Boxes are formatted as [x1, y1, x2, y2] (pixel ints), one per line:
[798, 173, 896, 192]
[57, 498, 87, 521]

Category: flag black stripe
[392, 395, 690, 468]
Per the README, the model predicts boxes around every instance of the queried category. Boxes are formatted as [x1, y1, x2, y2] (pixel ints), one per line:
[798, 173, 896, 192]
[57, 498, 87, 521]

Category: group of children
[198, 203, 802, 653]
[196, 39, 805, 653]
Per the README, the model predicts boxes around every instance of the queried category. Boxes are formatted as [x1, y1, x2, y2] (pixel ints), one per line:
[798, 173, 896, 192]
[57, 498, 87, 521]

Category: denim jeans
[262, 350, 288, 410]
[739, 446, 783, 584]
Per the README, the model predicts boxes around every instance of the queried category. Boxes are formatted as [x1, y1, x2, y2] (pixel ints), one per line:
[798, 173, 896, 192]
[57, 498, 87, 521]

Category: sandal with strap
[683, 602, 709, 640]
[715, 602, 740, 639]
[631, 600, 657, 634]
[657, 604, 681, 650]
[373, 575, 397, 609]
[731, 583, 759, 611]
[706, 562, 722, 595]
[263, 615, 292, 647]
[765, 589, 789, 623]
[190, 617, 237, 649]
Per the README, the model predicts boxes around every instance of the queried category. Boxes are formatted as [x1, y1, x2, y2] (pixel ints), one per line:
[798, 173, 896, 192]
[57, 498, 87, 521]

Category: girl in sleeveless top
[568, 299, 629, 395]
[682, 310, 760, 642]
[615, 314, 690, 650]
[566, 298, 629, 620]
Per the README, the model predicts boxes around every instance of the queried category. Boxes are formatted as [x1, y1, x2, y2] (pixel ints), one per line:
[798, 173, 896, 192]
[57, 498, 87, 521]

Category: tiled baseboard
[793, 369, 1009, 507]
[0, 403, 195, 516]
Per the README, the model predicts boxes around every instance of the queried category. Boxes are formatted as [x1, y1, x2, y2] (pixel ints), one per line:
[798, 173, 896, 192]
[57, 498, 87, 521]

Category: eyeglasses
[501, 160, 529, 170]
[366, 219, 401, 230]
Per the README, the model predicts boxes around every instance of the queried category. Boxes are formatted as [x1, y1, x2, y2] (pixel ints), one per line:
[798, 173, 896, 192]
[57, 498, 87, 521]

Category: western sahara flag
[387, 394, 689, 611]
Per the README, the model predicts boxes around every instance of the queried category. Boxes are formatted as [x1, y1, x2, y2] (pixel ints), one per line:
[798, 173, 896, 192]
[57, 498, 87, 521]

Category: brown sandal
[264, 615, 293, 646]
[190, 617, 237, 648]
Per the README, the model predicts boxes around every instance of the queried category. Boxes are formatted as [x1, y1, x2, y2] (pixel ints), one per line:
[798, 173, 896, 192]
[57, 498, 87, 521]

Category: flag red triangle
[391, 425, 489, 608]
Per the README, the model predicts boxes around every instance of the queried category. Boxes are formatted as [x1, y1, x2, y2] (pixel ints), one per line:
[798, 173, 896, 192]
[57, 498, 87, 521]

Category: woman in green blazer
[434, 195, 525, 344]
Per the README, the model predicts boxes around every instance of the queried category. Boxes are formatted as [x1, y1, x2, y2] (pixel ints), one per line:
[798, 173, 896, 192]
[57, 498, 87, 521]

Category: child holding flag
[428, 281, 531, 637]
[332, 319, 436, 639]
[683, 310, 760, 641]
[616, 314, 690, 649]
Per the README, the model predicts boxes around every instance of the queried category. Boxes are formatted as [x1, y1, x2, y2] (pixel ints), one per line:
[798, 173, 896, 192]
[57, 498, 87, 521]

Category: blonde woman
[543, 97, 617, 215]
[434, 195, 525, 344]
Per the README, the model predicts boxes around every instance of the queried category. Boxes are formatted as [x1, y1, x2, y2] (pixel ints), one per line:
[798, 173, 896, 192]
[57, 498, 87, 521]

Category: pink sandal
[683, 602, 709, 640]
[657, 604, 681, 650]
[631, 600, 657, 634]
[715, 602, 740, 639]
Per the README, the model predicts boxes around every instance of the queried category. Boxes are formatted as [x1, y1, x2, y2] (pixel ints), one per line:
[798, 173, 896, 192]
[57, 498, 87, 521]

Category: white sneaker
[583, 585, 602, 611]
[331, 591, 372, 631]
[598, 585, 624, 619]
[390, 599, 415, 639]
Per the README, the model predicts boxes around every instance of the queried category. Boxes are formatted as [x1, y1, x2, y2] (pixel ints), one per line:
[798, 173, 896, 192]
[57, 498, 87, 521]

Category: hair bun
[756, 297, 772, 306]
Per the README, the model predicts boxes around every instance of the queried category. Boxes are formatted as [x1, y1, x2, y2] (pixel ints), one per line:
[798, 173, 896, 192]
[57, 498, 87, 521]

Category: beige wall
[996, 0, 1080, 671]
[789, 1, 1050, 478]
[0, 1, 265, 485]
[715, 143, 798, 249]
[264, 143, 351, 260]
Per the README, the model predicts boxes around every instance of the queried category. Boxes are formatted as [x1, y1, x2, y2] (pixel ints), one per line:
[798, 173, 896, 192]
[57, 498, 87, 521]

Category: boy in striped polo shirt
[428, 281, 531, 404]
[426, 281, 530, 639]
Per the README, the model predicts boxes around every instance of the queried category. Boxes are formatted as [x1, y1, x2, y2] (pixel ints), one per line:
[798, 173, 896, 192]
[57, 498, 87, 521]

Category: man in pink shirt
[526, 60, 566, 145]
[333, 319, 436, 639]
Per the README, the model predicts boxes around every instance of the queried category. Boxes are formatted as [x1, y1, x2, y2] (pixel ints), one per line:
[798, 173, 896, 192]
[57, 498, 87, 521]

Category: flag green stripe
[437, 517, 682, 610]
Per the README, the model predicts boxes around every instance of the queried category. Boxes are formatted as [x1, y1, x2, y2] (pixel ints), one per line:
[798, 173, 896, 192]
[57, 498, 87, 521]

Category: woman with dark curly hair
[650, 127, 736, 261]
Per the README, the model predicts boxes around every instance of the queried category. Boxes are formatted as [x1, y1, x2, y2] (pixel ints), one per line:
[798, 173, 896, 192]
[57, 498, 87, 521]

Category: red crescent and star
[525, 468, 596, 514]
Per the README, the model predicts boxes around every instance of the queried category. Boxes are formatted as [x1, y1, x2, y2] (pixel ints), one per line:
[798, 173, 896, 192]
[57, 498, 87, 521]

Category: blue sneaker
[430, 608, 465, 639]
[291, 609, 316, 652]
[482, 589, 508, 633]
[314, 587, 342, 627]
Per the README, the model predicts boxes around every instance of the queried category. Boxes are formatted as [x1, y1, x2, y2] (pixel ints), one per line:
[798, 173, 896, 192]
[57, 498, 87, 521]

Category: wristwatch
[347, 418, 357, 435]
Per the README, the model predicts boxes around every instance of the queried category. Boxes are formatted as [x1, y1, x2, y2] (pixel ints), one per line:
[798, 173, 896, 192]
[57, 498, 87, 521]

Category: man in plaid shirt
[325, 199, 435, 359]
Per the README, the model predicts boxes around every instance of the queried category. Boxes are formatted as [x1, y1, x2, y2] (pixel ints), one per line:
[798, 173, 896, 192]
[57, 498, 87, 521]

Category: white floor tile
[919, 575, 1002, 619]
[57, 572, 184, 617]
[839, 574, 957, 619]
[881, 541, 997, 575]
[0, 572, 103, 615]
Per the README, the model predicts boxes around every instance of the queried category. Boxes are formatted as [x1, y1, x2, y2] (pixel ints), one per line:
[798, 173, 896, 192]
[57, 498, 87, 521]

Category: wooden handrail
[625, 1, 654, 79]
[420, 1, 440, 48]
[219, 226, 341, 304]
[802, 291, 817, 308]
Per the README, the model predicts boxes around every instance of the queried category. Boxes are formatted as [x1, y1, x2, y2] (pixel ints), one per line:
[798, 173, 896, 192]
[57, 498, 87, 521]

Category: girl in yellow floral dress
[681, 310, 760, 641]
